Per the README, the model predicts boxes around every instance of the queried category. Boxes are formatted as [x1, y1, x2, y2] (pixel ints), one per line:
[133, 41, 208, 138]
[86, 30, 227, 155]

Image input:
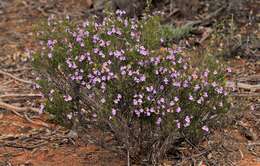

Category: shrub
[32, 11, 231, 164]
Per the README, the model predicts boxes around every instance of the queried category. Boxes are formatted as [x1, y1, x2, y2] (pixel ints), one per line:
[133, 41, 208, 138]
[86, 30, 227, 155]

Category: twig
[0, 69, 34, 85]
[24, 113, 49, 128]
[231, 92, 260, 97]
[0, 93, 43, 100]
[0, 101, 39, 113]
[248, 142, 260, 146]
[239, 149, 244, 160]
[5, 67, 32, 72]
[0, 102, 24, 118]
[238, 74, 260, 82]
[0, 140, 48, 150]
[226, 81, 260, 92]
[184, 5, 227, 27]
[0, 101, 49, 127]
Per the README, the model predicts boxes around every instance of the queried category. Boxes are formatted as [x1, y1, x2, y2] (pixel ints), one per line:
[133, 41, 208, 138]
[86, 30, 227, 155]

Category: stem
[127, 148, 130, 166]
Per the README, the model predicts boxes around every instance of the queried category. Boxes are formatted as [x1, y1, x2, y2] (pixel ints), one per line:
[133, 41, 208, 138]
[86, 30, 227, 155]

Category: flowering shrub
[32, 11, 230, 164]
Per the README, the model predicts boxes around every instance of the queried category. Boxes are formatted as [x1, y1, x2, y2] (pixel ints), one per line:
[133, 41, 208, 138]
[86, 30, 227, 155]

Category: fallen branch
[24, 113, 49, 128]
[0, 101, 39, 113]
[231, 92, 260, 97]
[0, 140, 48, 150]
[184, 5, 227, 27]
[5, 67, 32, 73]
[248, 142, 260, 146]
[0, 69, 34, 85]
[238, 74, 260, 82]
[226, 81, 260, 92]
[0, 93, 43, 100]
[0, 101, 49, 128]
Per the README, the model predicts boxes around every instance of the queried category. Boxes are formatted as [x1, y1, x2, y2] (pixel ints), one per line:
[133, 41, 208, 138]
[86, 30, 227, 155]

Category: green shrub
[32, 11, 231, 164]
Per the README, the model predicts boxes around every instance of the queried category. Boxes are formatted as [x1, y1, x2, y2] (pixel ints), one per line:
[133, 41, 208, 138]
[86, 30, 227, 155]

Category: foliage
[161, 24, 193, 43]
[32, 11, 231, 164]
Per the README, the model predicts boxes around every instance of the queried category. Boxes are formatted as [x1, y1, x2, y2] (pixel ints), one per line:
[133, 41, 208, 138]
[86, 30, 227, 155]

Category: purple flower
[250, 105, 255, 111]
[197, 99, 202, 104]
[48, 53, 53, 58]
[176, 107, 181, 113]
[107, 30, 112, 35]
[112, 108, 117, 116]
[203, 92, 208, 98]
[202, 125, 209, 132]
[194, 85, 200, 91]
[176, 122, 181, 129]
[174, 97, 179, 102]
[134, 109, 140, 117]
[79, 54, 86, 62]
[204, 70, 209, 77]
[133, 99, 138, 106]
[101, 98, 106, 103]
[64, 95, 72, 101]
[184, 116, 191, 127]
[138, 46, 149, 56]
[159, 85, 164, 90]
[39, 104, 45, 114]
[159, 98, 165, 103]
[156, 117, 162, 125]
[212, 82, 217, 87]
[116, 9, 126, 16]
[146, 86, 154, 92]
[189, 95, 194, 101]
[170, 101, 175, 106]
[227, 67, 232, 73]
[67, 113, 72, 120]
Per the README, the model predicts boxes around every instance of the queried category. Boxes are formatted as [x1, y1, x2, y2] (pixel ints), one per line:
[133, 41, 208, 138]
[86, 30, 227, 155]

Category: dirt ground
[0, 0, 259, 165]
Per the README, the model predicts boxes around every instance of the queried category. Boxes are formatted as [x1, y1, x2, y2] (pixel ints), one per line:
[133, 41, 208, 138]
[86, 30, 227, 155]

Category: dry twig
[0, 93, 42, 100]
[0, 101, 39, 113]
[24, 113, 49, 128]
[226, 81, 260, 92]
[0, 101, 49, 127]
[0, 69, 34, 85]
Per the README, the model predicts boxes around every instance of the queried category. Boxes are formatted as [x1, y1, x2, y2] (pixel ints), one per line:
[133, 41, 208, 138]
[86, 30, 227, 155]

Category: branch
[0, 101, 39, 113]
[226, 81, 260, 92]
[0, 69, 34, 85]
[0, 93, 43, 100]
[0, 101, 49, 128]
